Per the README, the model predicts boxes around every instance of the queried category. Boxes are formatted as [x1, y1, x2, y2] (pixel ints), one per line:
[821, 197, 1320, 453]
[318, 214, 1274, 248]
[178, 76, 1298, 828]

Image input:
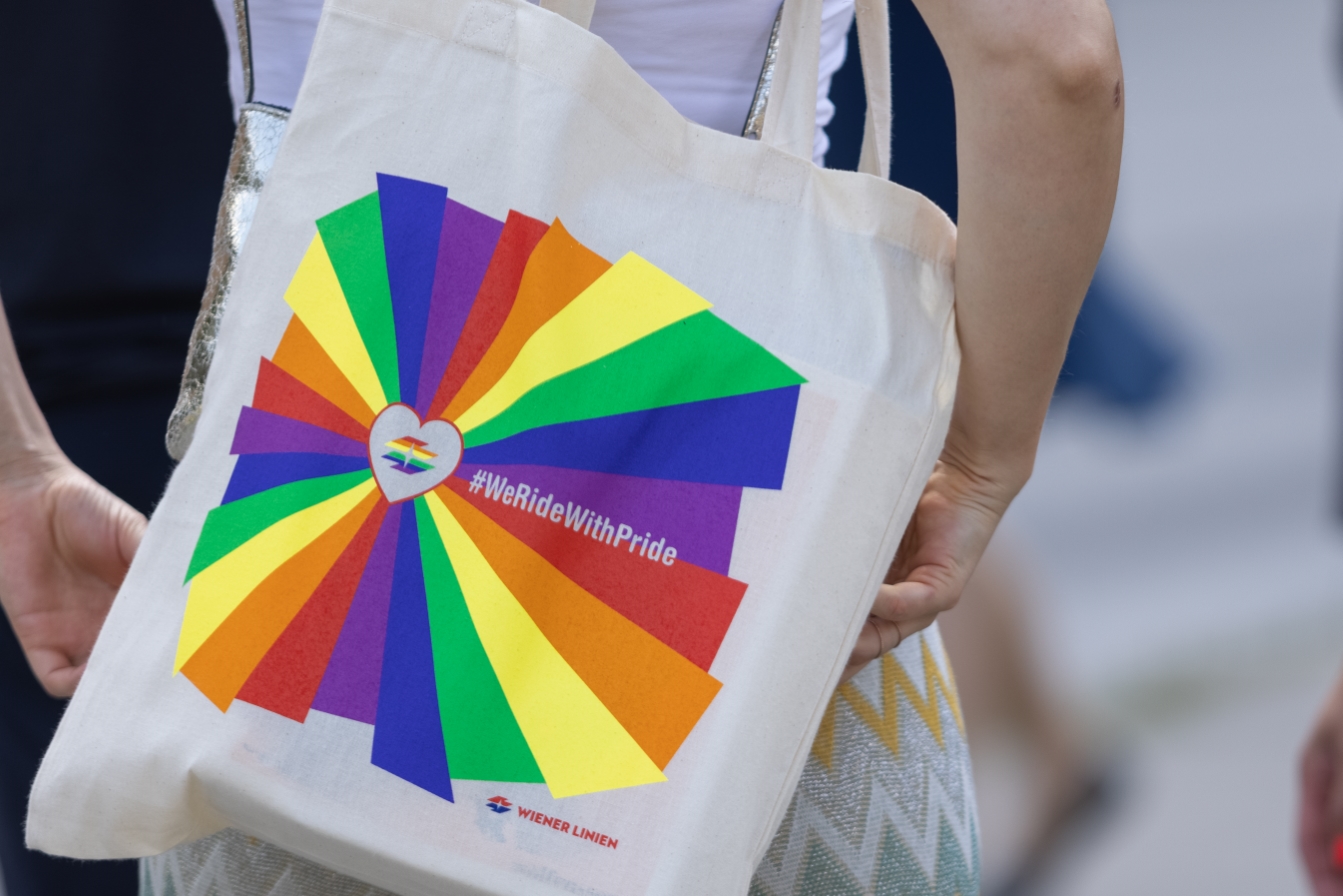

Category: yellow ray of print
[284, 233, 387, 413]
[173, 477, 378, 673]
[453, 253, 712, 434]
[422, 490, 667, 798]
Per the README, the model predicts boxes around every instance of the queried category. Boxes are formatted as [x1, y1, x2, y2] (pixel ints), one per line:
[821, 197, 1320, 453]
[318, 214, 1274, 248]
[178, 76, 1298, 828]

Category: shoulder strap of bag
[755, 0, 892, 177]
[535, 0, 889, 176]
[851, 0, 892, 177]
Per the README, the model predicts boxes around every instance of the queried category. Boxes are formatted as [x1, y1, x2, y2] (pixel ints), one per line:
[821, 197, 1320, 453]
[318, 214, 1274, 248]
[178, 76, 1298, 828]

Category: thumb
[49, 473, 147, 587]
[114, 498, 147, 569]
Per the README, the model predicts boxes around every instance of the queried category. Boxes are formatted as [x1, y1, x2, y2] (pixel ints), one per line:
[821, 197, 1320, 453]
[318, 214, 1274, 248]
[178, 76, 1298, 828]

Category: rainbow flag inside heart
[174, 174, 805, 800]
[383, 436, 435, 473]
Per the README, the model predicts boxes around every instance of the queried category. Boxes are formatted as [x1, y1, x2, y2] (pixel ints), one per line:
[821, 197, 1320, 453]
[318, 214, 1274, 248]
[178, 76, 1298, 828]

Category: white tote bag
[28, 0, 958, 893]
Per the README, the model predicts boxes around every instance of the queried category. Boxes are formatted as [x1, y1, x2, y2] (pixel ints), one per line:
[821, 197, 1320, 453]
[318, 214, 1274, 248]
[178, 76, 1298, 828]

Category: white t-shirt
[213, 0, 855, 164]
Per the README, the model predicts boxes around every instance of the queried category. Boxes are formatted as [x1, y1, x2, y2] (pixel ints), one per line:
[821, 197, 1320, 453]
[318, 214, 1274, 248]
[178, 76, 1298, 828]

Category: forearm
[915, 0, 1124, 489]
[0, 297, 144, 697]
[0, 299, 61, 480]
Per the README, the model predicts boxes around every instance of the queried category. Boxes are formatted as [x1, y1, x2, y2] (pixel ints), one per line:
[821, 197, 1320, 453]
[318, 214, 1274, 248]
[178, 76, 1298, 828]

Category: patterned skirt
[141, 624, 979, 896]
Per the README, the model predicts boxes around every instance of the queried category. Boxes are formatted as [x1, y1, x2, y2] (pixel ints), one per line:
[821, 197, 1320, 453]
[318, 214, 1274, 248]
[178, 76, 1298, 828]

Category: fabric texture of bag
[136, 630, 980, 896]
[28, 0, 959, 893]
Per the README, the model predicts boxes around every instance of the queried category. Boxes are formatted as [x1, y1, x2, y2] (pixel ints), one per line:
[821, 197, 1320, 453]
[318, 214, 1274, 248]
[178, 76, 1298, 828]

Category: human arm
[0, 298, 146, 697]
[844, 0, 1124, 678]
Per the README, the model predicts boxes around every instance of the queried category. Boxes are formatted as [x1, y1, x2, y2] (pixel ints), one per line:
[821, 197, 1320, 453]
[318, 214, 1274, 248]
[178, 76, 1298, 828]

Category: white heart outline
[367, 403, 464, 504]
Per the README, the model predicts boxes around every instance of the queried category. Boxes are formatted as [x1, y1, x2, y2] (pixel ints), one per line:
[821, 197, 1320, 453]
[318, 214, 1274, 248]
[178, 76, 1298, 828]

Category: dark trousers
[0, 388, 179, 896]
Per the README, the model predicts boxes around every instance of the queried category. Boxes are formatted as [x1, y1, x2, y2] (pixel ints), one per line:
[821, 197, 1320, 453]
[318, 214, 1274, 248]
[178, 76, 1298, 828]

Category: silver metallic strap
[742, 5, 784, 140]
[234, 0, 255, 104]
[166, 0, 285, 459]
[166, 103, 288, 460]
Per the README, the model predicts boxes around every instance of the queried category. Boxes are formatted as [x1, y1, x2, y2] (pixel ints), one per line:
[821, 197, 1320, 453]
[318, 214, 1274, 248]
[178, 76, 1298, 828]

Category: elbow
[960, 1, 1123, 110]
[1040, 19, 1123, 109]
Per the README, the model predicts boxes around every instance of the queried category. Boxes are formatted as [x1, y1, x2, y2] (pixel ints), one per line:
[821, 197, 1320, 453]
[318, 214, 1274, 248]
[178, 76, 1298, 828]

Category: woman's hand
[0, 299, 145, 698]
[841, 0, 1124, 681]
[842, 441, 1020, 682]
[0, 455, 145, 697]
[1300, 665, 1343, 895]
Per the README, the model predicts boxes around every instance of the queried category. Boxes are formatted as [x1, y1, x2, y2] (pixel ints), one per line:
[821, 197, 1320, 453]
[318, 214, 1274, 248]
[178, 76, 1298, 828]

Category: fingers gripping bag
[27, 0, 959, 892]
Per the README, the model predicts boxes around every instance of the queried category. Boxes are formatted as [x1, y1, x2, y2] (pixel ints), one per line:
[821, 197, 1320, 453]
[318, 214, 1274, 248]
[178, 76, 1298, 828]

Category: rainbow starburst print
[174, 174, 806, 801]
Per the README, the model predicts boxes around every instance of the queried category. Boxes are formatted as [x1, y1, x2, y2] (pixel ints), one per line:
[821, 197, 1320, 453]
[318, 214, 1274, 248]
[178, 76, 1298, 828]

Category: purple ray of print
[311, 505, 402, 724]
[414, 200, 505, 415]
[371, 502, 454, 801]
[453, 462, 743, 575]
[230, 406, 366, 457]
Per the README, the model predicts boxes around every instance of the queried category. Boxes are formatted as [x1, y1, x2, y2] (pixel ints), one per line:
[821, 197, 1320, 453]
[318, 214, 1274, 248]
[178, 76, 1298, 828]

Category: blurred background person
[1301, 671, 1343, 894]
[1297, 5, 1343, 893]
[0, 1, 234, 893]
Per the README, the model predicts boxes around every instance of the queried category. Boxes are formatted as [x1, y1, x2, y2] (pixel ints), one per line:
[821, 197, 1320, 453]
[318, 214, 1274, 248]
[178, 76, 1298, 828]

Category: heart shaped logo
[368, 404, 464, 504]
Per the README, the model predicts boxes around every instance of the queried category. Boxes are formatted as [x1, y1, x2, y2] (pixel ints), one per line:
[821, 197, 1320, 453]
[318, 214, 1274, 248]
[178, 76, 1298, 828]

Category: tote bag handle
[534, 0, 892, 177]
[756, 0, 892, 177]
[232, 0, 890, 175]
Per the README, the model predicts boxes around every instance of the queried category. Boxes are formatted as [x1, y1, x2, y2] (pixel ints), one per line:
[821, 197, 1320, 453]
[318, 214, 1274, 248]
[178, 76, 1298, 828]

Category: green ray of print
[317, 192, 401, 404]
[185, 469, 372, 581]
[462, 311, 806, 448]
[415, 498, 544, 783]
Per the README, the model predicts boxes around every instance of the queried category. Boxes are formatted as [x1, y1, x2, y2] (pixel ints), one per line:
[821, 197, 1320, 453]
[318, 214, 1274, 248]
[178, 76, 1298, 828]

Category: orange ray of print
[180, 488, 382, 710]
[252, 358, 370, 444]
[436, 486, 722, 769]
[441, 220, 610, 422]
[272, 316, 378, 427]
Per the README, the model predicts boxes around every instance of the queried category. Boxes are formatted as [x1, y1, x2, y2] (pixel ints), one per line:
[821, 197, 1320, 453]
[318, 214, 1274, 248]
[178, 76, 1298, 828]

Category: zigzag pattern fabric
[751, 626, 981, 896]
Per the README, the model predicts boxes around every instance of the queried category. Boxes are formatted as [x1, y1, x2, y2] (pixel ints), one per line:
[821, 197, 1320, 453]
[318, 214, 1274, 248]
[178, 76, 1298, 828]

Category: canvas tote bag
[27, 0, 959, 893]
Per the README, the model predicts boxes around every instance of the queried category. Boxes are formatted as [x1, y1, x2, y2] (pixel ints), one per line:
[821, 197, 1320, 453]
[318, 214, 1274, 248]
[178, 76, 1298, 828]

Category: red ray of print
[180, 488, 382, 710]
[252, 358, 371, 444]
[425, 211, 549, 419]
[236, 499, 390, 721]
[440, 487, 722, 768]
[445, 478, 746, 671]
